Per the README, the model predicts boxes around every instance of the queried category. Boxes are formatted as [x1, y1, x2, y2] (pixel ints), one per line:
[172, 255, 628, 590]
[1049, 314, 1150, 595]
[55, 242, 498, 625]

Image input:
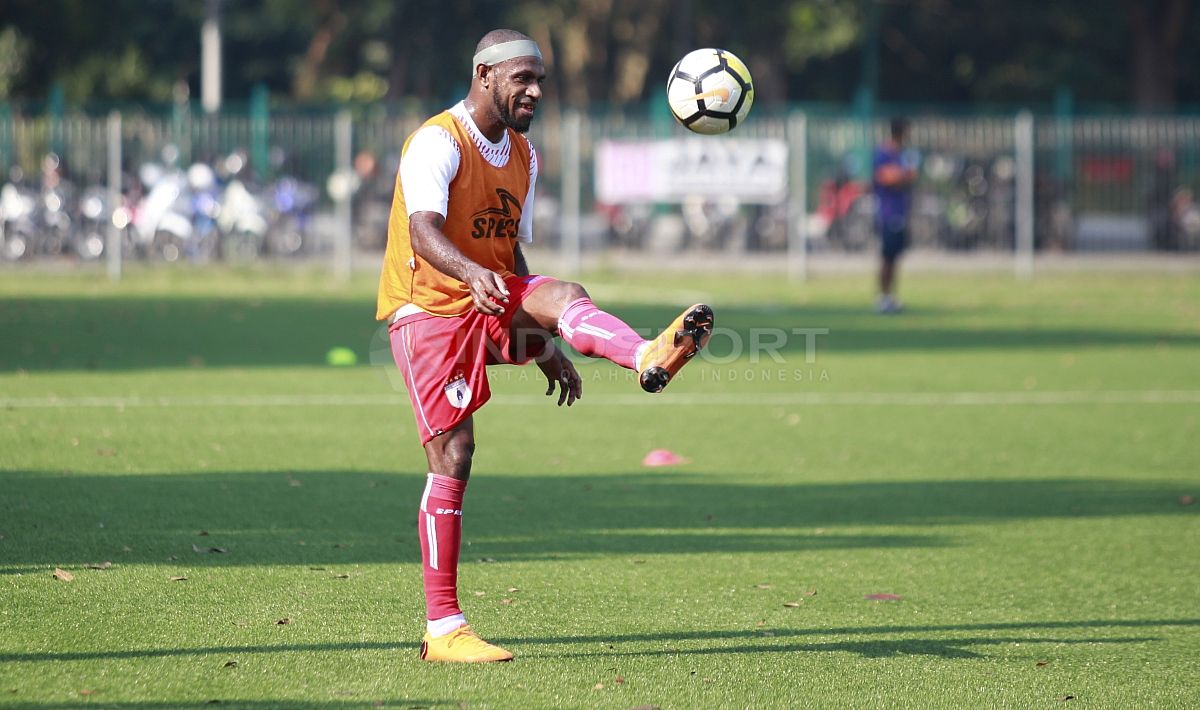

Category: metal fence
[1, 105, 1198, 277]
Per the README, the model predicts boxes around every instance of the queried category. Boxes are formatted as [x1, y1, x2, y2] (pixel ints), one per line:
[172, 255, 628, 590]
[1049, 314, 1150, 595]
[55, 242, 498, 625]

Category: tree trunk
[1126, 0, 1192, 111]
[292, 0, 345, 100]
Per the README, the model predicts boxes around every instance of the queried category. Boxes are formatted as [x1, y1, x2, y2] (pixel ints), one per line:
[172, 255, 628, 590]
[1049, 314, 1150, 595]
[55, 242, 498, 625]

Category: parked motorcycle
[264, 176, 318, 256]
[0, 178, 37, 261]
[72, 185, 111, 260]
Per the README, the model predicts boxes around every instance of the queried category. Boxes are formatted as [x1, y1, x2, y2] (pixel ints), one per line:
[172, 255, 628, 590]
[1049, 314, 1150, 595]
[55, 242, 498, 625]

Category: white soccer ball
[666, 48, 755, 135]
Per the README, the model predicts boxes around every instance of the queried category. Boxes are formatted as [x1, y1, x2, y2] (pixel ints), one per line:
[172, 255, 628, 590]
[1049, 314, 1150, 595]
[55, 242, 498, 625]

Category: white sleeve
[516, 139, 537, 244]
[400, 126, 460, 217]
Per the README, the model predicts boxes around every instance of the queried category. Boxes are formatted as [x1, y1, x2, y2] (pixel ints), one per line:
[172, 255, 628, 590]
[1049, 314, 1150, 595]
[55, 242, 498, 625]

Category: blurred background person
[872, 118, 918, 314]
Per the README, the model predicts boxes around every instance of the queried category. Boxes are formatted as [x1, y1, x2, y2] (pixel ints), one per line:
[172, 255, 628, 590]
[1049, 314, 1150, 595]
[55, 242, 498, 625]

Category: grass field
[1, 265, 1198, 709]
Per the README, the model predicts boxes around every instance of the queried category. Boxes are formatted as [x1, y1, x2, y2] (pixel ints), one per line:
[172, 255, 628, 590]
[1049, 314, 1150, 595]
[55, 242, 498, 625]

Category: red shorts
[389, 274, 554, 444]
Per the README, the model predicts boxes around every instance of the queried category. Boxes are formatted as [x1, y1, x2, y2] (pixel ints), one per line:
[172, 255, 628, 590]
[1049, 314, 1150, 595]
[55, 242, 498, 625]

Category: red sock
[557, 297, 646, 370]
[418, 473, 467, 621]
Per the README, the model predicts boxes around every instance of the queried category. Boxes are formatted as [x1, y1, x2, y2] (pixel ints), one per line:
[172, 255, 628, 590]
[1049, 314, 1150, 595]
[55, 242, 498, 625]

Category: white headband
[473, 40, 542, 68]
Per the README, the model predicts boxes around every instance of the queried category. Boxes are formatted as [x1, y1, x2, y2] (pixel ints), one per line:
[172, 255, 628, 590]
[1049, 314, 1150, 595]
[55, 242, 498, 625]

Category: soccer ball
[666, 48, 755, 135]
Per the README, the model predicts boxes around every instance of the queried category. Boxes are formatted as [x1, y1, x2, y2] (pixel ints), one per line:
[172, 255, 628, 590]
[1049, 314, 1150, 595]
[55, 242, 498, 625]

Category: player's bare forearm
[409, 211, 479, 282]
[514, 243, 530, 277]
[410, 211, 510, 315]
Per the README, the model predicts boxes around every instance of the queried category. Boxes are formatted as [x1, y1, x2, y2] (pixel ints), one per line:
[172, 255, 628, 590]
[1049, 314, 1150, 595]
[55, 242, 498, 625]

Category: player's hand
[465, 265, 510, 316]
[538, 348, 582, 407]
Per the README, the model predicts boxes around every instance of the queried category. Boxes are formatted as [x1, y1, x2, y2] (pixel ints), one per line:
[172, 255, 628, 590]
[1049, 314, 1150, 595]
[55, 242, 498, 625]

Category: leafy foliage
[0, 0, 1197, 107]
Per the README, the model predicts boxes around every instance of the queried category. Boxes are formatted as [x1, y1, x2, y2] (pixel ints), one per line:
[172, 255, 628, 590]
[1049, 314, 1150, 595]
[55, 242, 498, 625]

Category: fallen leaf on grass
[500, 598, 515, 605]
[506, 587, 519, 593]
[169, 576, 188, 581]
[333, 573, 351, 579]
[614, 676, 626, 685]
[52, 568, 74, 582]
[85, 561, 113, 570]
[78, 689, 95, 696]
[198, 530, 210, 536]
[864, 593, 903, 601]
[755, 584, 773, 590]
[755, 620, 766, 627]
[593, 683, 605, 690]
[192, 544, 227, 554]
[803, 589, 818, 596]
[223, 661, 238, 668]
[288, 478, 302, 487]
[1057, 696, 1075, 702]
[121, 545, 132, 552]
[1036, 661, 1050, 667]
[783, 601, 801, 608]
[275, 618, 291, 625]
[1181, 495, 1195, 506]
[473, 591, 486, 597]
[95, 448, 116, 457]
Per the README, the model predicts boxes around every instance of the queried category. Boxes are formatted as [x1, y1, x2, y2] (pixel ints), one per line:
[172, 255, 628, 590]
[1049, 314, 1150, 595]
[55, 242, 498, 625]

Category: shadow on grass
[0, 470, 1191, 570]
[548, 636, 1161, 660]
[501, 617, 1200, 655]
[0, 701, 449, 709]
[0, 619, 1193, 664]
[2, 295, 1195, 372]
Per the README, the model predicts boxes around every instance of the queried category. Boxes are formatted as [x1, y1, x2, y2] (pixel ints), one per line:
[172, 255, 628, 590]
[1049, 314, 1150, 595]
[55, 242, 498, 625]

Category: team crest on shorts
[443, 373, 472, 410]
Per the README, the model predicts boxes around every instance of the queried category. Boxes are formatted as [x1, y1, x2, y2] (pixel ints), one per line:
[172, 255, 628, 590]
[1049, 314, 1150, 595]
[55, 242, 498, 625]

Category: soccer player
[377, 29, 714, 663]
[872, 117, 918, 314]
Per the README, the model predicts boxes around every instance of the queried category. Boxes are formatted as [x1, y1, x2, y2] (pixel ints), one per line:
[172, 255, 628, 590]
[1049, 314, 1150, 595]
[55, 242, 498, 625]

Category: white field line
[2, 391, 1200, 409]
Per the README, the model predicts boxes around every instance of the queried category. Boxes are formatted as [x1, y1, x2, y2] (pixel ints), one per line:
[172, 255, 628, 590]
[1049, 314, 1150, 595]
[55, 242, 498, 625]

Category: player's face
[490, 57, 545, 133]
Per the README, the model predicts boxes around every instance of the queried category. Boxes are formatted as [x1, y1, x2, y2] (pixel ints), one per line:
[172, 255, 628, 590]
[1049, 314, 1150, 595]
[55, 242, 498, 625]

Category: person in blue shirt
[872, 118, 918, 313]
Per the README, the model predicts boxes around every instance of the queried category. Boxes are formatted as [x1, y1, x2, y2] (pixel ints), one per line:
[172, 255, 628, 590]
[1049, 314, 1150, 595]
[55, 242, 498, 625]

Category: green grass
[1, 265, 1198, 709]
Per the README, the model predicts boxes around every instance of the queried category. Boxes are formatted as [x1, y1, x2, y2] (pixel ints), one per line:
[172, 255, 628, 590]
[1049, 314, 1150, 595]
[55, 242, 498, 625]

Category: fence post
[560, 109, 582, 276]
[1015, 110, 1035, 280]
[786, 110, 808, 282]
[106, 111, 122, 283]
[333, 110, 353, 283]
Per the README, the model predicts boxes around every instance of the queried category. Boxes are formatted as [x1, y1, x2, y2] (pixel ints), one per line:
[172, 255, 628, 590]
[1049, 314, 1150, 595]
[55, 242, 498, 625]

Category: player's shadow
[0, 469, 1192, 570]
[3, 295, 1197, 372]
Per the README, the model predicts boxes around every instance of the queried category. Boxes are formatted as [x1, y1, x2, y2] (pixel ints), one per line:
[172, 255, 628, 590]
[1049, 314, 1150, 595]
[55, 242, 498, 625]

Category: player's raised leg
[512, 279, 713, 393]
[417, 419, 513, 663]
[634, 302, 714, 393]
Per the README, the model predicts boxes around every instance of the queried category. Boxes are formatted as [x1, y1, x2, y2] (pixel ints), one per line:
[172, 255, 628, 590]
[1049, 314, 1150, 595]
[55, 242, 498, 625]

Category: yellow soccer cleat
[637, 304, 714, 393]
[419, 625, 514, 663]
